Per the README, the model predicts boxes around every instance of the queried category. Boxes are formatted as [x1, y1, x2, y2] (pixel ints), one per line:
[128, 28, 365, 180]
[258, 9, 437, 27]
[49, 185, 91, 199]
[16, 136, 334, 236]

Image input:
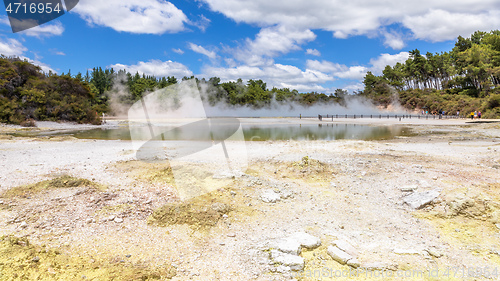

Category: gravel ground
[1, 119, 500, 280]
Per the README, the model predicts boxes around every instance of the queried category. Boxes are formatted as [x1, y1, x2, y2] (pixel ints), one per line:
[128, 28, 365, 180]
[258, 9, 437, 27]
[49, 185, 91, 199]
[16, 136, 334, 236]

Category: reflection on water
[243, 124, 409, 141]
[71, 123, 411, 141]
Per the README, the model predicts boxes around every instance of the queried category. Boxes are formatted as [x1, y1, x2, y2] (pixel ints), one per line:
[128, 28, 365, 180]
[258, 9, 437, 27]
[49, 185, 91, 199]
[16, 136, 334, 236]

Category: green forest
[1, 30, 500, 125]
[0, 58, 101, 125]
[362, 30, 500, 118]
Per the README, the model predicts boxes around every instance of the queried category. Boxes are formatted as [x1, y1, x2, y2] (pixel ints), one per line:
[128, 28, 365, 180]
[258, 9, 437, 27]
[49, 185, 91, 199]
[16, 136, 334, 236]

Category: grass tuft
[1, 175, 103, 198]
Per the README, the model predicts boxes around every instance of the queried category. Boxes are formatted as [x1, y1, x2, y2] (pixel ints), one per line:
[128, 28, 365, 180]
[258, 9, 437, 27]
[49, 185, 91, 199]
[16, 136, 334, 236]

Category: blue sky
[1, 0, 499, 93]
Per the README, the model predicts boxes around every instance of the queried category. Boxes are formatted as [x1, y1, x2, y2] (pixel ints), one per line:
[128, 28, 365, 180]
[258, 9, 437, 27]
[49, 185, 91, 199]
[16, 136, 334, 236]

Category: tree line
[0, 58, 349, 124]
[362, 30, 500, 118]
[65, 68, 349, 110]
[2, 30, 500, 125]
[366, 30, 500, 93]
[56, 68, 352, 115]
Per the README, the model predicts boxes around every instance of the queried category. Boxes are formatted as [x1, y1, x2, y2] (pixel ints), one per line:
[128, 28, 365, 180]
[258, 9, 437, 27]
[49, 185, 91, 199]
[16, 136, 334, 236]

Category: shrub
[19, 119, 36, 127]
[487, 94, 500, 109]
[0, 57, 101, 125]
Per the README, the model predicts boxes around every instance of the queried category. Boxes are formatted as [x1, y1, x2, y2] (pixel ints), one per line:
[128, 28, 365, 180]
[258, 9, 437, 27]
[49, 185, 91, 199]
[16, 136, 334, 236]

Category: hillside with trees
[361, 30, 500, 118]
[0, 57, 102, 125]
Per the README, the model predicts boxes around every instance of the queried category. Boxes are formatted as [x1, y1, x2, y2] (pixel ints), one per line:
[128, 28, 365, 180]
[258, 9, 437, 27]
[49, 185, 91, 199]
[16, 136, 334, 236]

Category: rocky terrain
[0, 119, 499, 280]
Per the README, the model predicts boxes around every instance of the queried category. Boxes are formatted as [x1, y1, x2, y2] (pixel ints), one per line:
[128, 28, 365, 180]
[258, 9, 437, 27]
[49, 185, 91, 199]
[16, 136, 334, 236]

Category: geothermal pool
[68, 123, 411, 141]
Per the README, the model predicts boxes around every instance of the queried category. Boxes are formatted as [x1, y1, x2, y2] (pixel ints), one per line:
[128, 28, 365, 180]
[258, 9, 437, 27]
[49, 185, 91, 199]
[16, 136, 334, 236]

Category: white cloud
[172, 48, 184, 55]
[202, 63, 333, 92]
[0, 38, 27, 57]
[335, 66, 369, 80]
[73, 0, 188, 34]
[369, 52, 410, 75]
[306, 60, 368, 80]
[19, 21, 64, 38]
[0, 16, 63, 38]
[49, 49, 66, 56]
[201, 0, 500, 43]
[304, 51, 409, 85]
[231, 25, 316, 66]
[305, 60, 342, 74]
[201, 0, 401, 35]
[190, 14, 211, 32]
[188, 43, 217, 59]
[0, 16, 9, 26]
[306, 49, 321, 56]
[21, 57, 56, 73]
[224, 58, 237, 68]
[201, 51, 410, 93]
[343, 83, 365, 92]
[281, 83, 328, 92]
[110, 59, 193, 78]
[0, 37, 56, 73]
[381, 29, 405, 50]
[403, 9, 500, 42]
[247, 26, 316, 57]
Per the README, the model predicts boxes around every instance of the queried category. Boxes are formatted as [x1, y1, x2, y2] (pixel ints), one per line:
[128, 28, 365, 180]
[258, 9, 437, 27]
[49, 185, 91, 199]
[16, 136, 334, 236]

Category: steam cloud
[115, 79, 407, 201]
[108, 77, 407, 119]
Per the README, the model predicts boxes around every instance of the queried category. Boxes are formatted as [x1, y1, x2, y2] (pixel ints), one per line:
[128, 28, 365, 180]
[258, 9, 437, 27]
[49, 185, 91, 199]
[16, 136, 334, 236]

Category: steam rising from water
[116, 79, 406, 201]
[126, 79, 248, 201]
[204, 96, 384, 117]
[198, 83, 406, 118]
[109, 77, 406, 119]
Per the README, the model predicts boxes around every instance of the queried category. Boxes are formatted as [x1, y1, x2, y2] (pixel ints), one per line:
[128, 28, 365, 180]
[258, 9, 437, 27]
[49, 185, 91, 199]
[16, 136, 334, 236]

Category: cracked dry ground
[0, 123, 500, 280]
